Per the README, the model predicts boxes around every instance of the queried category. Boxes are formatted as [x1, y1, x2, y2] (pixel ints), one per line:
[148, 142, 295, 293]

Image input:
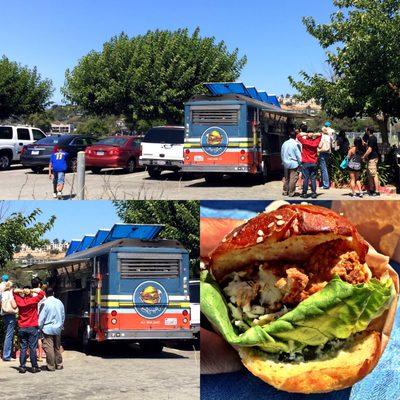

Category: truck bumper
[139, 159, 183, 169]
[182, 164, 253, 173]
[104, 329, 193, 340]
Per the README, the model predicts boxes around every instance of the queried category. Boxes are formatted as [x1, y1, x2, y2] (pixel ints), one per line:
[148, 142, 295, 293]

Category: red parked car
[85, 136, 142, 174]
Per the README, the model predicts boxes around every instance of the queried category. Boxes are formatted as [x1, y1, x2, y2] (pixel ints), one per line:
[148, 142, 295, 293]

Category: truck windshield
[143, 128, 184, 144]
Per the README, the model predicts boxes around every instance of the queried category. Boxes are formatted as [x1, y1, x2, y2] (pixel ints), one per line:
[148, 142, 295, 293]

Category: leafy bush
[329, 152, 392, 188]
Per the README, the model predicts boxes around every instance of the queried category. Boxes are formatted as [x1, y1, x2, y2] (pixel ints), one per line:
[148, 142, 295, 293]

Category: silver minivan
[0, 125, 46, 170]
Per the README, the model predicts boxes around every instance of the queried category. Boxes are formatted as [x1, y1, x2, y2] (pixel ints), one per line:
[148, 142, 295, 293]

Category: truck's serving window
[191, 109, 239, 125]
[119, 257, 180, 278]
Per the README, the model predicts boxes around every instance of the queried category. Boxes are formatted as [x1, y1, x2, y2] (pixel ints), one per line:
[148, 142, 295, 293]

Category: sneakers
[31, 367, 41, 373]
[311, 193, 318, 199]
[357, 192, 364, 198]
[57, 192, 62, 200]
[56, 365, 64, 370]
[368, 191, 381, 197]
[18, 366, 27, 374]
[300, 194, 308, 199]
[52, 193, 57, 199]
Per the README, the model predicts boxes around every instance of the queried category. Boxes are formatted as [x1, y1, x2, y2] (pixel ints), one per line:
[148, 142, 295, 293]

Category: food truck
[30, 224, 193, 352]
[182, 82, 306, 182]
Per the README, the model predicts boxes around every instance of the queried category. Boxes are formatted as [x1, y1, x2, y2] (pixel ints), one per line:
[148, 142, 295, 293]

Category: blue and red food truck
[182, 82, 305, 182]
[30, 224, 193, 352]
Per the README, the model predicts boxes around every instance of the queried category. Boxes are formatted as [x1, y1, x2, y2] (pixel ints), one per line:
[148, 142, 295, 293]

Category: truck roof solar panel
[88, 229, 110, 249]
[204, 83, 281, 108]
[267, 95, 281, 108]
[246, 87, 263, 102]
[75, 235, 95, 252]
[65, 240, 82, 256]
[204, 82, 251, 97]
[103, 224, 164, 243]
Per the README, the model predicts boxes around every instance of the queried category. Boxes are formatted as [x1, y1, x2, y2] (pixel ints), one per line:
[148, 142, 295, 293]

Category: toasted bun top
[209, 204, 369, 282]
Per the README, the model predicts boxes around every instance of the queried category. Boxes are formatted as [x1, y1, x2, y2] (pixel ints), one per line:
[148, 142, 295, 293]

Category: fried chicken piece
[331, 251, 372, 284]
[275, 268, 309, 305]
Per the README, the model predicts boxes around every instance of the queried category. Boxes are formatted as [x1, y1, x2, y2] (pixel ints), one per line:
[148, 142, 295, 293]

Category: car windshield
[35, 136, 67, 145]
[142, 128, 184, 144]
[95, 137, 128, 146]
[190, 282, 200, 303]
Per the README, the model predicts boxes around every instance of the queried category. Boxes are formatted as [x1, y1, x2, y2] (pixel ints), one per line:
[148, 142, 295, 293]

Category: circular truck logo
[133, 281, 169, 319]
[201, 127, 229, 157]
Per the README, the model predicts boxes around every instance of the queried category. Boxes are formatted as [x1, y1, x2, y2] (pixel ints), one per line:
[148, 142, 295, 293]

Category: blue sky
[4, 201, 121, 241]
[0, 0, 336, 103]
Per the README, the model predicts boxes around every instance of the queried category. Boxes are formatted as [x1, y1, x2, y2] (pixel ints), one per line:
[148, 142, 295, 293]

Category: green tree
[0, 56, 53, 120]
[25, 111, 52, 132]
[289, 0, 400, 143]
[114, 201, 200, 277]
[0, 206, 55, 268]
[63, 28, 246, 127]
[76, 115, 117, 138]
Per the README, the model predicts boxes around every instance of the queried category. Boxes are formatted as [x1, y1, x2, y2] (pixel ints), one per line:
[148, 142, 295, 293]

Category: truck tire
[147, 167, 161, 179]
[139, 341, 164, 354]
[0, 152, 11, 170]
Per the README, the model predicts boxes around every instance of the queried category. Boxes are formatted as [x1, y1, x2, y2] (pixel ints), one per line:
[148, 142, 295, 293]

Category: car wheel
[0, 153, 11, 170]
[147, 167, 161, 179]
[125, 158, 136, 173]
[91, 167, 102, 174]
[31, 167, 44, 174]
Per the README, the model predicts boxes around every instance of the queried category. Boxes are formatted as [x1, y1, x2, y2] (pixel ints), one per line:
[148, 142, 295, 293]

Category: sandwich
[201, 204, 399, 393]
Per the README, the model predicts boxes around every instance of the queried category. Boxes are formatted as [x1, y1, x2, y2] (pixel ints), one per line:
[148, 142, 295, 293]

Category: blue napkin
[200, 202, 400, 400]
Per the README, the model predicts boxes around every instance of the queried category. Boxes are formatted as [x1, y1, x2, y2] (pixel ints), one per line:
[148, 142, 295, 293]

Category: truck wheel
[139, 341, 164, 354]
[147, 167, 161, 179]
[0, 153, 11, 170]
[204, 173, 223, 184]
[81, 325, 95, 355]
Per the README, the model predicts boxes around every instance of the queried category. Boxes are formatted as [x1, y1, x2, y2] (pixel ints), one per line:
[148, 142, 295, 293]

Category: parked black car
[21, 134, 94, 173]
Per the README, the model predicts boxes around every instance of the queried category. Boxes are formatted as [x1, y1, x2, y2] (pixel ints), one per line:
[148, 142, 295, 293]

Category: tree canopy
[0, 56, 53, 120]
[289, 0, 400, 142]
[114, 201, 199, 277]
[0, 206, 55, 268]
[63, 28, 246, 127]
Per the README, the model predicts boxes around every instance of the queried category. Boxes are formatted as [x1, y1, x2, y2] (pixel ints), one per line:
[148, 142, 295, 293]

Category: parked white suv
[0, 125, 46, 170]
[139, 126, 185, 178]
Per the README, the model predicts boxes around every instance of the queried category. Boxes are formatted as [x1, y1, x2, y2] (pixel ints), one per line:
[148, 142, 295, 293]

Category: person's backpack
[348, 153, 362, 171]
[1, 291, 17, 314]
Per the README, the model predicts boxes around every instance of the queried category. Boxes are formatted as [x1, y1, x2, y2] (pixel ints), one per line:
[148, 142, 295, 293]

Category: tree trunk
[373, 114, 389, 144]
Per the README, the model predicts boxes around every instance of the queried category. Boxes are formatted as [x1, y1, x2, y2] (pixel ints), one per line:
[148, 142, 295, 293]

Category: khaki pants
[43, 333, 63, 370]
[283, 168, 299, 196]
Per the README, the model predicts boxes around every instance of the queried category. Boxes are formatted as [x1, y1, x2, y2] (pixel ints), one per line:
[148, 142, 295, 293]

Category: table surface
[200, 202, 400, 400]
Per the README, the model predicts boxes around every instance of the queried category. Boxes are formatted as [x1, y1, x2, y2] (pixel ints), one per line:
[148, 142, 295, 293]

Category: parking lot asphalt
[0, 343, 199, 400]
[0, 164, 398, 200]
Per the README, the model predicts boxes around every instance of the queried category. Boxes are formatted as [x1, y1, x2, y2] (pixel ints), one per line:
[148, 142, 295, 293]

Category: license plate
[97, 151, 105, 156]
[31, 150, 39, 155]
[157, 161, 166, 165]
[165, 318, 177, 326]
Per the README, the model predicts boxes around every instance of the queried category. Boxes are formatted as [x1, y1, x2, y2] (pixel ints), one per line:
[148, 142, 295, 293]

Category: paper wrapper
[200, 201, 400, 378]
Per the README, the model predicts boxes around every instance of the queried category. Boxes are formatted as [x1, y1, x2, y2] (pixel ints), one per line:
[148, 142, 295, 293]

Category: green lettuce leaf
[201, 270, 395, 354]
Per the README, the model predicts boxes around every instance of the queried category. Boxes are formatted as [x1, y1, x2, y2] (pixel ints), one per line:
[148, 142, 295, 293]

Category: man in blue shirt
[281, 131, 302, 197]
[49, 146, 68, 200]
[39, 287, 65, 371]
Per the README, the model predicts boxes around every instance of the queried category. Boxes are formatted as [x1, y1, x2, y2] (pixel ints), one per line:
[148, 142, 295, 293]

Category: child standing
[49, 146, 68, 199]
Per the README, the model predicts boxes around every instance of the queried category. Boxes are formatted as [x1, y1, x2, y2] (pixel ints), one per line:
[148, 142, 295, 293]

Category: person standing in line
[347, 137, 365, 198]
[318, 127, 333, 189]
[49, 145, 68, 200]
[281, 131, 302, 197]
[39, 287, 65, 372]
[336, 130, 350, 157]
[0, 281, 17, 361]
[12, 286, 45, 373]
[362, 127, 381, 197]
[297, 130, 322, 199]
[31, 277, 46, 362]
